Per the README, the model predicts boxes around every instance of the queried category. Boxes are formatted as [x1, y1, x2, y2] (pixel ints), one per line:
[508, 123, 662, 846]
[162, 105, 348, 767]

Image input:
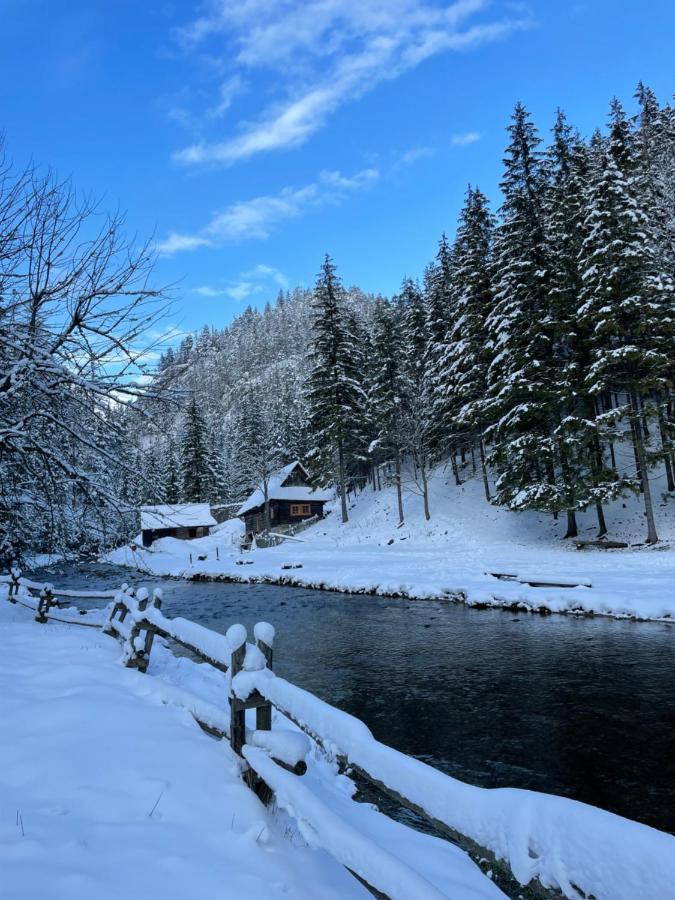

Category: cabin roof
[140, 503, 217, 531]
[237, 461, 332, 517]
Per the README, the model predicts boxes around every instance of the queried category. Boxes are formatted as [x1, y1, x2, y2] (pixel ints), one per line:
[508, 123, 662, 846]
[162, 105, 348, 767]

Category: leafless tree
[0, 142, 168, 559]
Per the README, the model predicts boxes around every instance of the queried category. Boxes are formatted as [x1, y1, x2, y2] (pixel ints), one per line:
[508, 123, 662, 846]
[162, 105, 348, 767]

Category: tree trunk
[564, 509, 578, 539]
[657, 407, 675, 492]
[450, 450, 461, 486]
[420, 459, 431, 520]
[394, 448, 404, 526]
[479, 439, 491, 503]
[630, 394, 659, 543]
[587, 401, 608, 537]
[338, 441, 349, 523]
[263, 483, 271, 533]
[629, 415, 643, 491]
[557, 434, 577, 538]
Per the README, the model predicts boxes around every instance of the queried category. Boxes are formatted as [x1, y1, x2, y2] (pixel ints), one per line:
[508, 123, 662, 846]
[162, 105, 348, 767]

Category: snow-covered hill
[107, 470, 675, 621]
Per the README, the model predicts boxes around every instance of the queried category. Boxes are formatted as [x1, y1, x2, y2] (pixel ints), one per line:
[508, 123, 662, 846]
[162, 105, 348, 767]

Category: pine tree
[579, 100, 675, 542]
[180, 396, 212, 502]
[634, 83, 675, 492]
[424, 234, 460, 480]
[445, 186, 495, 502]
[162, 436, 181, 504]
[483, 103, 558, 511]
[399, 277, 434, 518]
[370, 299, 407, 525]
[306, 255, 366, 522]
[544, 111, 610, 537]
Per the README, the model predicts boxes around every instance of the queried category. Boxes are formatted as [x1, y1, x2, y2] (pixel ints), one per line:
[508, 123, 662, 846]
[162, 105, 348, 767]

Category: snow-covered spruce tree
[306, 255, 366, 522]
[444, 186, 495, 503]
[233, 389, 285, 533]
[370, 298, 407, 525]
[544, 111, 614, 538]
[483, 103, 559, 512]
[162, 436, 181, 504]
[179, 396, 212, 503]
[398, 277, 434, 518]
[423, 234, 461, 482]
[578, 100, 675, 543]
[634, 84, 675, 492]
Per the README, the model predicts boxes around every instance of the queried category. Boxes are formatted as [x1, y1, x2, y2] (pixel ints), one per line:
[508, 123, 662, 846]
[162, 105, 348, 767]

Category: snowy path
[0, 599, 504, 900]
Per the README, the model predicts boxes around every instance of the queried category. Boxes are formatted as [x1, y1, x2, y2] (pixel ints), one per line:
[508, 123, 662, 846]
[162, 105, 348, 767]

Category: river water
[31, 561, 675, 834]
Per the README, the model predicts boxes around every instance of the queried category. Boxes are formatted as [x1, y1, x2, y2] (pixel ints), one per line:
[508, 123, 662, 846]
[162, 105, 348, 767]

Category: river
[30, 561, 675, 834]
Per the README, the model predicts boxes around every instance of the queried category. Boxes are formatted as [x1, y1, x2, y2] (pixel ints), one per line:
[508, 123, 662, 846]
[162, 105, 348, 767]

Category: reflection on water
[32, 561, 675, 833]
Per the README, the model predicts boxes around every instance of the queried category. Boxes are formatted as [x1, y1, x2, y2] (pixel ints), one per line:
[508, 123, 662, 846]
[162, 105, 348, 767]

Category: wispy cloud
[157, 167, 378, 255]
[193, 265, 290, 304]
[193, 285, 229, 297]
[174, 0, 531, 165]
[451, 130, 481, 145]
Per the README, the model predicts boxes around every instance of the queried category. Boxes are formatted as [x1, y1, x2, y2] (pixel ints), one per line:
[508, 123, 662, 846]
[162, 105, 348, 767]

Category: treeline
[140, 84, 674, 543]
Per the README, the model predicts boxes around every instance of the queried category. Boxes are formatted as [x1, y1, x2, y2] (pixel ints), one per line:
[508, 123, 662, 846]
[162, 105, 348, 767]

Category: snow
[254, 620, 276, 647]
[250, 728, 311, 767]
[0, 600, 364, 900]
[242, 745, 449, 900]
[234, 667, 675, 900]
[107, 469, 675, 622]
[226, 622, 248, 651]
[140, 503, 217, 530]
[0, 594, 506, 900]
[237, 461, 332, 516]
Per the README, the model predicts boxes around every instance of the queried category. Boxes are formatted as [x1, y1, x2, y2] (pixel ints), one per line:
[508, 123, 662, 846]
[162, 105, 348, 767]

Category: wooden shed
[140, 504, 217, 548]
[237, 461, 331, 537]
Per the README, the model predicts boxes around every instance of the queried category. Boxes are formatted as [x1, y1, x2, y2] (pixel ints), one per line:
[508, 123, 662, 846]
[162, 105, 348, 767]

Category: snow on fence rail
[3, 569, 675, 900]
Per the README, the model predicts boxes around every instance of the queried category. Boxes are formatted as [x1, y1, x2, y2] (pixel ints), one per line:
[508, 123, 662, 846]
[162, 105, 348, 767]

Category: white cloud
[193, 285, 229, 297]
[243, 264, 289, 288]
[192, 265, 290, 305]
[157, 166, 378, 255]
[224, 281, 258, 301]
[174, 0, 531, 165]
[451, 130, 481, 145]
[155, 232, 211, 255]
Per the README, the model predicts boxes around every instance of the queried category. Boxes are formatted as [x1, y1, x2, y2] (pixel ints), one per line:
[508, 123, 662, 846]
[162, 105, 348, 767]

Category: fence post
[228, 625, 247, 758]
[35, 585, 54, 623]
[123, 587, 149, 669]
[254, 622, 274, 732]
[136, 588, 162, 674]
[8, 564, 21, 603]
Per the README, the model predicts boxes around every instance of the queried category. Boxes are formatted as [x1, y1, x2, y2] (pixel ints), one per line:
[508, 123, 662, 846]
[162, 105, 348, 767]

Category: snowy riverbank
[0, 593, 509, 900]
[107, 476, 675, 622]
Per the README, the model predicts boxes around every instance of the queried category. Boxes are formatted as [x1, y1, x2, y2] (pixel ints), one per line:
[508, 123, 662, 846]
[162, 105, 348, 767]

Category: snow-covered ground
[107, 471, 675, 621]
[0, 594, 505, 900]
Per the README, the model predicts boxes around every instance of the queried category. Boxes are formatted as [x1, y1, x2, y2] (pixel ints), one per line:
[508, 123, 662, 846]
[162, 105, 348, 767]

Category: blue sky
[2, 0, 674, 341]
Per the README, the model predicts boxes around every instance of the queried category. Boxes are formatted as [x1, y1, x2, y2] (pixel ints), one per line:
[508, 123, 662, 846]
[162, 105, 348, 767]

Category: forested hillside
[133, 85, 674, 546]
[3, 85, 673, 560]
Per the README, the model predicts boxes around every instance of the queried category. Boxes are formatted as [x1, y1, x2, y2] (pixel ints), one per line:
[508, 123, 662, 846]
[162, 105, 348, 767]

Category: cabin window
[290, 503, 311, 517]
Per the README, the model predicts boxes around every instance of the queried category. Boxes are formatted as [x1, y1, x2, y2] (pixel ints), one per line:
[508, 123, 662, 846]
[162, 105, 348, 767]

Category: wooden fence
[3, 569, 668, 900]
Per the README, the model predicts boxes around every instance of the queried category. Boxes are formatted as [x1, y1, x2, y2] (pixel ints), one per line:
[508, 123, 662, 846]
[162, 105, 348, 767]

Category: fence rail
[2, 568, 672, 900]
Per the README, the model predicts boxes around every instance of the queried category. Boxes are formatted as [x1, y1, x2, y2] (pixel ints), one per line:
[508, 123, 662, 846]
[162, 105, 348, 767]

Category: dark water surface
[32, 561, 675, 833]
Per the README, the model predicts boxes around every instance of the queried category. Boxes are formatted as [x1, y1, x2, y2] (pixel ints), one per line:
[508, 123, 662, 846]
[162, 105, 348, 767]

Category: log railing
[3, 569, 673, 900]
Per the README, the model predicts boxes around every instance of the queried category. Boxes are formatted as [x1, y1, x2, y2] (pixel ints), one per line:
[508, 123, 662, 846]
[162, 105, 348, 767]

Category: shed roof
[140, 503, 217, 531]
[237, 461, 332, 517]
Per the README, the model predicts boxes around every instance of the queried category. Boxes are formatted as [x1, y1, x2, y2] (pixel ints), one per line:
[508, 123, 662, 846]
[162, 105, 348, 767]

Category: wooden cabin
[140, 504, 217, 548]
[237, 461, 331, 537]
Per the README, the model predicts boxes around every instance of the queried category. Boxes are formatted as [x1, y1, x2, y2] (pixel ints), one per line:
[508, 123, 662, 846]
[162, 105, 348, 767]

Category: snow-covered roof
[140, 504, 217, 531]
[237, 461, 332, 517]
